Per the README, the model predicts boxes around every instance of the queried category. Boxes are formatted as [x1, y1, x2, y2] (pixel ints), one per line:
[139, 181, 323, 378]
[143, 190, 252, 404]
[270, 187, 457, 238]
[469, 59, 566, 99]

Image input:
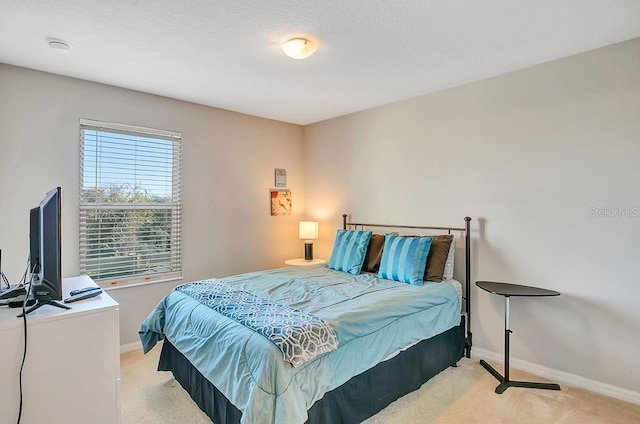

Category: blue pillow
[378, 235, 433, 285]
[328, 229, 373, 275]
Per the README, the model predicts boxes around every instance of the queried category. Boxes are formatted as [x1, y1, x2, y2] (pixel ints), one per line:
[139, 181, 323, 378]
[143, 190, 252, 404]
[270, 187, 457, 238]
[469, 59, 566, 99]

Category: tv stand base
[18, 299, 70, 317]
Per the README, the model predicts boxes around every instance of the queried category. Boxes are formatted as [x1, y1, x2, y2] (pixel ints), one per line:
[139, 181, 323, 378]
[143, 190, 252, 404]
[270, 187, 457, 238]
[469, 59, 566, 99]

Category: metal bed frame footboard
[342, 214, 473, 358]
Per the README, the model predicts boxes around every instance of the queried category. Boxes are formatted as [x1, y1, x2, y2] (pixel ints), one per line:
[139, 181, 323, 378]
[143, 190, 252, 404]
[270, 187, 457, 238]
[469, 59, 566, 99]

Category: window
[79, 119, 182, 287]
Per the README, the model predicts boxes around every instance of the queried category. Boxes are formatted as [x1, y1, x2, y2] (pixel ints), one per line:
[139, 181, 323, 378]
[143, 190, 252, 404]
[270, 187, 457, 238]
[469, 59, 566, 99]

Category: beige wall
[303, 39, 640, 395]
[2, 38, 639, 400]
[0, 64, 304, 345]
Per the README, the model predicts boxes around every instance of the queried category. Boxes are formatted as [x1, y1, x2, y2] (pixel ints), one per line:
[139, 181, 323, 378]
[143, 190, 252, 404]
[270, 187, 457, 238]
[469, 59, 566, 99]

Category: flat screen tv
[22, 187, 70, 315]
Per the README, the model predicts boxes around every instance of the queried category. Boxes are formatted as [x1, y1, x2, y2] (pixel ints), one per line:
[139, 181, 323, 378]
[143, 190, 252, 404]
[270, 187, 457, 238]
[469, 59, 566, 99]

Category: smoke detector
[48, 39, 72, 54]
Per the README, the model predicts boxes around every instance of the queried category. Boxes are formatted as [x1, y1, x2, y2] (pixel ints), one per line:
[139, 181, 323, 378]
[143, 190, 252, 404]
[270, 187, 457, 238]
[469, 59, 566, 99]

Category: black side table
[476, 281, 561, 394]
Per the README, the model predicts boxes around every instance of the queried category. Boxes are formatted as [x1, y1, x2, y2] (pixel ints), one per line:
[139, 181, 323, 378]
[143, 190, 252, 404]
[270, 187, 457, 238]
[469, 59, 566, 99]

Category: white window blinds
[79, 119, 182, 287]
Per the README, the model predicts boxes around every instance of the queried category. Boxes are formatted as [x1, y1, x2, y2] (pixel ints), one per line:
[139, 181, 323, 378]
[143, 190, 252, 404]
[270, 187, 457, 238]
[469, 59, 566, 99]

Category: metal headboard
[342, 214, 473, 358]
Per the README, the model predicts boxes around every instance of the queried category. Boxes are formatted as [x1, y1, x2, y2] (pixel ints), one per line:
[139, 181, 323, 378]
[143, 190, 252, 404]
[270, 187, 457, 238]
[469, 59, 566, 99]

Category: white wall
[0, 64, 304, 345]
[303, 39, 640, 395]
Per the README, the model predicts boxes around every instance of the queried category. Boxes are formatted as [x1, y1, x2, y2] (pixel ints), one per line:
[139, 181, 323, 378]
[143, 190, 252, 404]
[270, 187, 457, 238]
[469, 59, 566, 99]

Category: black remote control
[69, 286, 102, 296]
[64, 289, 103, 303]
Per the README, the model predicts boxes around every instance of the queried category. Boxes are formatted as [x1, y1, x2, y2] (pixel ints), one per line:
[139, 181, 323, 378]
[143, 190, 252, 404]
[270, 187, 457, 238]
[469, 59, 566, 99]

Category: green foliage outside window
[81, 184, 174, 280]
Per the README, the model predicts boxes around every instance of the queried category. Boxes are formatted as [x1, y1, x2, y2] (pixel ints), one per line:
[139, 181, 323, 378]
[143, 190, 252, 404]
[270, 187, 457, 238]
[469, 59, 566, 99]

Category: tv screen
[29, 207, 40, 274]
[30, 187, 62, 301]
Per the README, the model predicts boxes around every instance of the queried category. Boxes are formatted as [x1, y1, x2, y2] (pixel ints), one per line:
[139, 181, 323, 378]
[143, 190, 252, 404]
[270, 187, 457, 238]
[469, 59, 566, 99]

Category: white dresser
[0, 275, 121, 424]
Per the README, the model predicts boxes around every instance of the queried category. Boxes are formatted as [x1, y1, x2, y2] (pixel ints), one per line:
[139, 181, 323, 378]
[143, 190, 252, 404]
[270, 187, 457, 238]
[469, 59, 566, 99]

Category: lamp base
[304, 241, 314, 261]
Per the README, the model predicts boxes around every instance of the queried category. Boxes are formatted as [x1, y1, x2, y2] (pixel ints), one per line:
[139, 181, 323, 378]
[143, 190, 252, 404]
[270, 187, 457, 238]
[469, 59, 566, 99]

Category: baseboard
[120, 340, 142, 353]
[472, 348, 640, 406]
[120, 339, 163, 354]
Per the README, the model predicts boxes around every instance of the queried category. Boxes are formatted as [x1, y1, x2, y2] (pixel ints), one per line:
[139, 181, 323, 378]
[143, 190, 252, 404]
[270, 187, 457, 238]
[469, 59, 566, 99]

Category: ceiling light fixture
[48, 39, 72, 54]
[281, 38, 317, 60]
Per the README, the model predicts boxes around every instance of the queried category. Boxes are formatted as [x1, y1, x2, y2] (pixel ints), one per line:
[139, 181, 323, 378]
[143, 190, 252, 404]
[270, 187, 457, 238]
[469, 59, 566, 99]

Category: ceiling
[1, 1, 639, 125]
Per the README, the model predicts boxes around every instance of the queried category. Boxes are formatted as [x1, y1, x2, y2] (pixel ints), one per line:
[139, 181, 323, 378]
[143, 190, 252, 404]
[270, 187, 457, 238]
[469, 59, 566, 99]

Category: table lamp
[299, 221, 319, 261]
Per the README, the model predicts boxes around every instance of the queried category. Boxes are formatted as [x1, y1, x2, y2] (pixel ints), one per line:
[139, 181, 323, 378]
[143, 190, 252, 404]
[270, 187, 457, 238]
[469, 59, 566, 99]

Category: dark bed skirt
[158, 316, 465, 424]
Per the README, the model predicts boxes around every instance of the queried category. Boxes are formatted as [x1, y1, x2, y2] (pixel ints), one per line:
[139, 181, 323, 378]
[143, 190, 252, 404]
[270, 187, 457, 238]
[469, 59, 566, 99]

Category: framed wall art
[270, 189, 292, 216]
[274, 168, 287, 188]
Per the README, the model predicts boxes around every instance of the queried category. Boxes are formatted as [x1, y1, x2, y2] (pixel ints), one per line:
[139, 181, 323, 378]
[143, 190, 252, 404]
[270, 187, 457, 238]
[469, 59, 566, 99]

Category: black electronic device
[20, 187, 71, 316]
[7, 296, 37, 308]
[0, 284, 27, 300]
[69, 286, 102, 296]
[64, 288, 102, 304]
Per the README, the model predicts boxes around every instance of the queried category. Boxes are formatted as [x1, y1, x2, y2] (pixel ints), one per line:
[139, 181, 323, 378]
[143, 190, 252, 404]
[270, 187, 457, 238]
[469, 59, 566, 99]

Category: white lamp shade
[299, 221, 319, 240]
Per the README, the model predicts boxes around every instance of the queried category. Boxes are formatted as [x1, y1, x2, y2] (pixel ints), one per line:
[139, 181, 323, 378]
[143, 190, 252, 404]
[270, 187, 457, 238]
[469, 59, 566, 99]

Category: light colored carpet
[121, 344, 640, 424]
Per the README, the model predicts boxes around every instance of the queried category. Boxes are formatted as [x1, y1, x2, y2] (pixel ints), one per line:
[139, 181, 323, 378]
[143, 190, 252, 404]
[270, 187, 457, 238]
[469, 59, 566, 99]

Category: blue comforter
[139, 265, 461, 424]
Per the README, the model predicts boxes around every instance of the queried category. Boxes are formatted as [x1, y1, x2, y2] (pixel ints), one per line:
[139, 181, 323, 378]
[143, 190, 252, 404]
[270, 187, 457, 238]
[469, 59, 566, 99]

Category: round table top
[284, 258, 327, 266]
[476, 281, 560, 297]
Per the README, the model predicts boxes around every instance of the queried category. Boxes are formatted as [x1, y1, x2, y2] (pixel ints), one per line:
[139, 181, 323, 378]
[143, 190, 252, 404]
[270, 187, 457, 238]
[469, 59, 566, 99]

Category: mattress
[140, 265, 461, 424]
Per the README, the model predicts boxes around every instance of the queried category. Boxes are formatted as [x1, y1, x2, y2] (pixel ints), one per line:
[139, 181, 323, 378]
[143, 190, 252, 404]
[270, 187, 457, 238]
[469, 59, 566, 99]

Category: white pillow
[443, 237, 455, 280]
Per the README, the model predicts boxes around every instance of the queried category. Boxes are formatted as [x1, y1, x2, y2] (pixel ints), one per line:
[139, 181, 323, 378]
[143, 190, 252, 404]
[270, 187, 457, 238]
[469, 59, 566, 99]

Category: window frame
[79, 118, 182, 289]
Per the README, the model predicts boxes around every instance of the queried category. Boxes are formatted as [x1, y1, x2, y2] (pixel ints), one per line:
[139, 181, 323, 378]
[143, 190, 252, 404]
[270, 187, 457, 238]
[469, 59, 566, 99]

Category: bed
[139, 215, 472, 424]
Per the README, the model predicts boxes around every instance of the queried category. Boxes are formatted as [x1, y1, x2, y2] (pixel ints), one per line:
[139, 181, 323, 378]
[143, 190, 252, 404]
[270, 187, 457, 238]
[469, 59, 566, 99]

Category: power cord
[16, 258, 34, 424]
[1, 258, 30, 295]
[17, 282, 32, 424]
[18, 257, 29, 286]
[0, 249, 5, 289]
[1, 270, 10, 289]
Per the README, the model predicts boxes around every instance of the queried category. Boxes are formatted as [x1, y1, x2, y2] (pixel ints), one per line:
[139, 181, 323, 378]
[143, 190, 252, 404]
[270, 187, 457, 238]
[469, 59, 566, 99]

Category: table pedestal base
[480, 359, 561, 394]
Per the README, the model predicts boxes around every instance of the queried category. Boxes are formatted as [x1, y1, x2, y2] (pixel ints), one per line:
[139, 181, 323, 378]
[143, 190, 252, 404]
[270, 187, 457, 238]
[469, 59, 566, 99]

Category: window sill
[97, 272, 183, 291]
